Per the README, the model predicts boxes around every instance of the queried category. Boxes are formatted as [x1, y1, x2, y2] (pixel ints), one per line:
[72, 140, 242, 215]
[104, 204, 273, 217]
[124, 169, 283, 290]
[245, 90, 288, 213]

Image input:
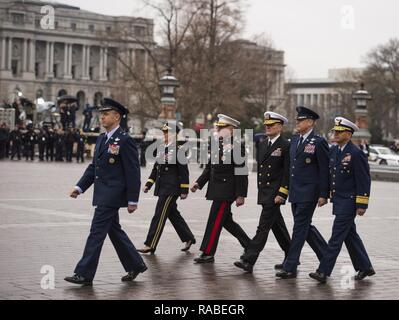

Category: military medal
[306, 158, 311, 164]
[108, 144, 120, 155]
[109, 158, 115, 164]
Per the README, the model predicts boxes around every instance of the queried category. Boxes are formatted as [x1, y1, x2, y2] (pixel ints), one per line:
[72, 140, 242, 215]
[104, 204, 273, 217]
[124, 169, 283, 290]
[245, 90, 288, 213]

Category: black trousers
[66, 143, 73, 162]
[144, 195, 195, 250]
[0, 141, 6, 159]
[46, 144, 54, 161]
[242, 204, 291, 265]
[38, 143, 45, 160]
[200, 201, 250, 256]
[11, 143, 21, 159]
[76, 146, 84, 162]
[74, 206, 145, 281]
[25, 144, 34, 160]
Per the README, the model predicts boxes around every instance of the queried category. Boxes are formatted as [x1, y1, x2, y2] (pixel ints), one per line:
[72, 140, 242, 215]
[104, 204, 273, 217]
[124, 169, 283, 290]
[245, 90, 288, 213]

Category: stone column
[22, 38, 27, 72]
[22, 39, 35, 80]
[7, 37, 12, 70]
[86, 45, 91, 79]
[29, 40, 35, 73]
[69, 44, 72, 75]
[64, 43, 68, 75]
[1, 37, 6, 70]
[45, 41, 54, 78]
[99, 47, 104, 80]
[103, 47, 108, 80]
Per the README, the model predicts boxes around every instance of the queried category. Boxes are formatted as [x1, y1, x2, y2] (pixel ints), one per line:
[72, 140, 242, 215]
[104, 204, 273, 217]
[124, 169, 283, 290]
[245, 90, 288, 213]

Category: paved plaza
[0, 160, 398, 300]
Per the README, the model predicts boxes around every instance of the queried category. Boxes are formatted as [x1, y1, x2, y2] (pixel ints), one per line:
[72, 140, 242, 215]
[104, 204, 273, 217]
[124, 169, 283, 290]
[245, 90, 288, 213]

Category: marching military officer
[65, 98, 146, 286]
[276, 106, 328, 279]
[309, 117, 375, 283]
[138, 123, 196, 254]
[191, 114, 251, 264]
[234, 111, 292, 273]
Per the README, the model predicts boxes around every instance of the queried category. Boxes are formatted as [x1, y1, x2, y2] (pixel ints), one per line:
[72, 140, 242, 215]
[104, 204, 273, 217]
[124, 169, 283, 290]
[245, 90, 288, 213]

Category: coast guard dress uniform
[310, 117, 375, 283]
[235, 112, 291, 272]
[65, 98, 146, 285]
[194, 114, 251, 263]
[277, 106, 328, 278]
[140, 123, 196, 253]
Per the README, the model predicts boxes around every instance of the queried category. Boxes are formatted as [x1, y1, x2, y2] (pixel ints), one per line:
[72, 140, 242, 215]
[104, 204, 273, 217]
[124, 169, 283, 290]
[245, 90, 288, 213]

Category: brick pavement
[0, 160, 398, 300]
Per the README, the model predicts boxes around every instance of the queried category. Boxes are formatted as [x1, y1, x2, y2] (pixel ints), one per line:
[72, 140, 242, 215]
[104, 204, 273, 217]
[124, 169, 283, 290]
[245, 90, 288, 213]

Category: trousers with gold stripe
[200, 201, 250, 256]
[318, 213, 372, 276]
[144, 195, 195, 250]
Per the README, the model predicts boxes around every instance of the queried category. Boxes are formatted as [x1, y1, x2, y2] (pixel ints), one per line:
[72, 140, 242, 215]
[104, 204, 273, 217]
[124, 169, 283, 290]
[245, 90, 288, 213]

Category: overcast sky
[54, 0, 399, 79]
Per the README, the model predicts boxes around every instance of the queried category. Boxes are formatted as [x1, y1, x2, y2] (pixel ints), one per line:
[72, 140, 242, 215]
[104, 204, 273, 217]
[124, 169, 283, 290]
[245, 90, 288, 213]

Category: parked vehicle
[369, 145, 399, 166]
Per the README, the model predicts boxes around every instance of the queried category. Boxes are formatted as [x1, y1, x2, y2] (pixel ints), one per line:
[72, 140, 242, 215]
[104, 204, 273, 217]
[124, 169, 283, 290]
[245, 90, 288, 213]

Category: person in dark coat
[276, 106, 329, 279]
[234, 111, 292, 273]
[24, 124, 37, 161]
[138, 123, 196, 254]
[65, 128, 75, 162]
[191, 114, 251, 264]
[75, 129, 86, 163]
[309, 117, 375, 283]
[10, 126, 22, 160]
[55, 129, 65, 162]
[37, 128, 48, 161]
[0, 123, 8, 159]
[64, 97, 146, 286]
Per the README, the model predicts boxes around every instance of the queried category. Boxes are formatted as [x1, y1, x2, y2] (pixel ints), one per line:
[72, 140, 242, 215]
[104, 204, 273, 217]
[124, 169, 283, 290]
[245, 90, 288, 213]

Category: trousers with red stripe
[144, 195, 195, 250]
[200, 200, 250, 256]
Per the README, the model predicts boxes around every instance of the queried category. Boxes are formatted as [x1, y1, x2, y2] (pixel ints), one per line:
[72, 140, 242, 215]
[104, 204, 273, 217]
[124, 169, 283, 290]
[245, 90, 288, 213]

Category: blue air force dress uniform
[194, 114, 251, 263]
[235, 112, 292, 272]
[66, 98, 146, 285]
[140, 123, 196, 253]
[277, 106, 329, 278]
[310, 117, 375, 282]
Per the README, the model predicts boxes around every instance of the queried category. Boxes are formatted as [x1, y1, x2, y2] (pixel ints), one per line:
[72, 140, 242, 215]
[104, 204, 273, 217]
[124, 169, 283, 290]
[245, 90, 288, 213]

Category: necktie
[297, 136, 303, 151]
[268, 140, 272, 149]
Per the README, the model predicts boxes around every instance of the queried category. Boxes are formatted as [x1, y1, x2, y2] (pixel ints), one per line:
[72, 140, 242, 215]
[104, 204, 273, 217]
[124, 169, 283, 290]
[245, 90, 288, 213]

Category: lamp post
[352, 83, 372, 145]
[158, 67, 180, 122]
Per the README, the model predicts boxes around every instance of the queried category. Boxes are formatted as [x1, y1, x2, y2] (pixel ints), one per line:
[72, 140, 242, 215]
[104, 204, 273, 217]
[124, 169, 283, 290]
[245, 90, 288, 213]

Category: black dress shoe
[309, 271, 327, 283]
[181, 239, 196, 252]
[355, 268, 376, 281]
[64, 274, 93, 286]
[137, 247, 155, 254]
[121, 265, 148, 282]
[234, 259, 253, 273]
[275, 270, 297, 279]
[193, 254, 214, 264]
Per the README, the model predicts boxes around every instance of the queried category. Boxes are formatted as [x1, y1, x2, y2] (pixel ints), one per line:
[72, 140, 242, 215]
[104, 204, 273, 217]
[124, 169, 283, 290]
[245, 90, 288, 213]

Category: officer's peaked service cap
[331, 117, 359, 133]
[264, 111, 288, 125]
[216, 114, 240, 128]
[296, 106, 320, 120]
[100, 98, 129, 116]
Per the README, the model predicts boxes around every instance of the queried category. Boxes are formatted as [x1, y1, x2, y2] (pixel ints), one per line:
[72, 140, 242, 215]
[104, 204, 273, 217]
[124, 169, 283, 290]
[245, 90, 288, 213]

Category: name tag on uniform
[271, 148, 282, 157]
[304, 144, 315, 154]
[108, 144, 120, 155]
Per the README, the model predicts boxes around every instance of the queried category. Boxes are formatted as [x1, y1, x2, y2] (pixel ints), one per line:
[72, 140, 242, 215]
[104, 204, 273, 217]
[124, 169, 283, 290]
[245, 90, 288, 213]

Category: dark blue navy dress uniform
[236, 112, 291, 271]
[194, 114, 250, 263]
[312, 117, 374, 281]
[141, 124, 196, 252]
[279, 107, 328, 276]
[69, 98, 146, 283]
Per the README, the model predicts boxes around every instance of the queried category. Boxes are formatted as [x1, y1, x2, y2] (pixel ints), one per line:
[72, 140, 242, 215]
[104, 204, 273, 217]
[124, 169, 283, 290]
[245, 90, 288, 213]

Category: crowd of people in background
[0, 122, 87, 163]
